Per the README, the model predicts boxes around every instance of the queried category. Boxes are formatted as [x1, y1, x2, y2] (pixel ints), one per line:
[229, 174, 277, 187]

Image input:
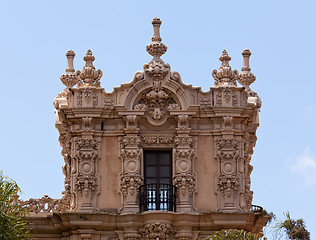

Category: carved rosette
[139, 223, 176, 240]
[215, 138, 243, 212]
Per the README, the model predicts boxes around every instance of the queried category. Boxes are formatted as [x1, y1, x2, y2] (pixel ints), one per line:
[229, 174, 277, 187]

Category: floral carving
[125, 115, 138, 130]
[75, 176, 97, 196]
[139, 223, 176, 240]
[134, 87, 177, 124]
[119, 136, 141, 148]
[144, 61, 170, 81]
[216, 92, 222, 105]
[175, 136, 193, 147]
[75, 138, 100, 161]
[174, 174, 196, 195]
[77, 91, 82, 106]
[217, 174, 239, 197]
[83, 88, 92, 103]
[120, 174, 142, 196]
[142, 136, 173, 145]
[177, 114, 189, 129]
[93, 92, 98, 106]
[223, 88, 231, 103]
[199, 96, 212, 106]
[103, 97, 114, 108]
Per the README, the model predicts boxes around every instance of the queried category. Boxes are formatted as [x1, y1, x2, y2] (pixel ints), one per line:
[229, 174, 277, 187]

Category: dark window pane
[146, 166, 156, 177]
[146, 178, 156, 184]
[160, 178, 170, 184]
[159, 152, 170, 165]
[160, 166, 170, 177]
[145, 152, 157, 165]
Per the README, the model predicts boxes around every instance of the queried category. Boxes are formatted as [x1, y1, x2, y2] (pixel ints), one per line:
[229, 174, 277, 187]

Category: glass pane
[160, 166, 170, 177]
[146, 178, 156, 184]
[160, 178, 170, 184]
[146, 166, 156, 177]
[145, 152, 156, 165]
[159, 152, 170, 165]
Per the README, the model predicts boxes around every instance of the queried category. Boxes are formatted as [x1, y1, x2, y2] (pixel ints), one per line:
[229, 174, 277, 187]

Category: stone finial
[237, 49, 256, 90]
[76, 50, 103, 87]
[146, 17, 167, 61]
[60, 50, 78, 88]
[212, 50, 239, 87]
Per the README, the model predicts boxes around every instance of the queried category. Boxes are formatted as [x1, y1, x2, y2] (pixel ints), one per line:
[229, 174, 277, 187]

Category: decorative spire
[60, 50, 78, 88]
[76, 50, 103, 87]
[237, 49, 256, 90]
[146, 17, 167, 61]
[212, 50, 238, 87]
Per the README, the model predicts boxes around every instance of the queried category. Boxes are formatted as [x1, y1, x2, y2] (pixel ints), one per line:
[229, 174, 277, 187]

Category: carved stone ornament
[75, 176, 97, 196]
[76, 50, 103, 87]
[142, 135, 173, 145]
[174, 136, 193, 148]
[60, 50, 78, 88]
[212, 50, 238, 87]
[23, 194, 70, 213]
[75, 138, 100, 162]
[177, 114, 189, 129]
[119, 136, 141, 148]
[139, 223, 176, 240]
[237, 49, 256, 90]
[174, 173, 196, 195]
[134, 87, 179, 125]
[217, 173, 239, 197]
[120, 174, 142, 196]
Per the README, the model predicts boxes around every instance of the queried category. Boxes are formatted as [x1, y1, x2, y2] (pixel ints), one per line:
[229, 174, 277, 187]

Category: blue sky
[0, 0, 315, 238]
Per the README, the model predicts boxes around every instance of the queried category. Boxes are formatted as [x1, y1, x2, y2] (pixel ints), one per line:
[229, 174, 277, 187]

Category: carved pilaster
[119, 135, 142, 213]
[73, 137, 101, 212]
[174, 118, 196, 212]
[215, 137, 242, 212]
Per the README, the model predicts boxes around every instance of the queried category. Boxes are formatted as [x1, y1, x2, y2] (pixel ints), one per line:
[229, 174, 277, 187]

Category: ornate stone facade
[22, 17, 269, 239]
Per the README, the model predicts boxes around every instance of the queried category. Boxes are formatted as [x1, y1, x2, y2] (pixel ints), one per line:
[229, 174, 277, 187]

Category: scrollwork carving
[139, 223, 176, 240]
[75, 176, 97, 196]
[142, 136, 173, 145]
[174, 173, 196, 196]
[120, 174, 142, 196]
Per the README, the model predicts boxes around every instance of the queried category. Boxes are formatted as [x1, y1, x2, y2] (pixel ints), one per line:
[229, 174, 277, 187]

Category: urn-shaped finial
[212, 50, 239, 87]
[237, 49, 256, 90]
[146, 17, 167, 61]
[60, 50, 78, 88]
[76, 50, 103, 87]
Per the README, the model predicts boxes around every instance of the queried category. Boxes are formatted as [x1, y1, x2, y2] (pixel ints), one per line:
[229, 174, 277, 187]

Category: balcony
[139, 183, 177, 212]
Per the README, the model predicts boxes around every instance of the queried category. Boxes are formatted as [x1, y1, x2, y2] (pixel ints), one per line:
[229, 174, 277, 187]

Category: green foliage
[273, 212, 310, 240]
[0, 171, 31, 240]
[205, 229, 267, 240]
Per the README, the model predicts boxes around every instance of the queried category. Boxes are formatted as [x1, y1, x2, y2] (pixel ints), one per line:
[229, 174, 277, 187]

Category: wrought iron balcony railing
[139, 183, 176, 212]
[250, 205, 263, 213]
